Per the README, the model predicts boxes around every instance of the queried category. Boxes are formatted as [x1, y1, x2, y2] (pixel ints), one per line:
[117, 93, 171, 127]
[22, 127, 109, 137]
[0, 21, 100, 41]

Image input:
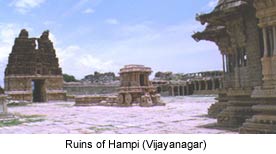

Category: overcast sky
[0, 0, 220, 86]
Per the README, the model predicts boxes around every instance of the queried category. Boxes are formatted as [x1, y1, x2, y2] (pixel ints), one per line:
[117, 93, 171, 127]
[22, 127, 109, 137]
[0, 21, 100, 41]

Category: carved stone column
[205, 81, 208, 90]
[261, 27, 272, 81]
[171, 86, 174, 96]
[222, 54, 226, 73]
[273, 27, 276, 55]
[263, 28, 268, 57]
[219, 79, 223, 89]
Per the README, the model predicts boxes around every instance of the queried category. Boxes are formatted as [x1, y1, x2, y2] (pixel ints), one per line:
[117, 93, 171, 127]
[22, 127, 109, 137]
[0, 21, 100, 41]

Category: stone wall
[153, 71, 223, 96]
[64, 82, 119, 96]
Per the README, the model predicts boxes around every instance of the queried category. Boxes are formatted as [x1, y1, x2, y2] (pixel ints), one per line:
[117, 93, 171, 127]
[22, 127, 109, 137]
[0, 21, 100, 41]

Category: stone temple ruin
[4, 29, 66, 102]
[193, 0, 276, 133]
[152, 71, 223, 96]
[75, 65, 165, 107]
[118, 65, 164, 107]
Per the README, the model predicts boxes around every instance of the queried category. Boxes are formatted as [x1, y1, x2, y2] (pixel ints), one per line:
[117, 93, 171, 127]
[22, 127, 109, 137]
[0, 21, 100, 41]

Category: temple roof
[119, 65, 152, 74]
[192, 25, 226, 42]
[215, 0, 248, 11]
[196, 0, 249, 24]
[5, 29, 62, 76]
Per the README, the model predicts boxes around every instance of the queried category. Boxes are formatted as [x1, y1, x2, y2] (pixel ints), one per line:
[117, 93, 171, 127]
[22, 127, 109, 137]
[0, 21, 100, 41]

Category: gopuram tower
[4, 29, 66, 102]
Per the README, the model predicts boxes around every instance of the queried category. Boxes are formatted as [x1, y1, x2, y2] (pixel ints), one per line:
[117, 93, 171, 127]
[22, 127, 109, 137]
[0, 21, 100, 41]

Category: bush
[63, 74, 78, 82]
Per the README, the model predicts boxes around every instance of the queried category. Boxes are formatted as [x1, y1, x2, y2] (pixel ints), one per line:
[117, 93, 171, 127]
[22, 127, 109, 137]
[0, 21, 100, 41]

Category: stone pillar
[205, 81, 208, 90]
[263, 28, 268, 57]
[183, 86, 185, 96]
[222, 54, 226, 73]
[193, 82, 196, 91]
[219, 80, 223, 89]
[171, 86, 174, 96]
[273, 26, 276, 55]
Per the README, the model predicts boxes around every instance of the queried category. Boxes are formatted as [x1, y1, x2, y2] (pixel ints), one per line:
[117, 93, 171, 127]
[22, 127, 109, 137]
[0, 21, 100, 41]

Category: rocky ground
[0, 96, 235, 134]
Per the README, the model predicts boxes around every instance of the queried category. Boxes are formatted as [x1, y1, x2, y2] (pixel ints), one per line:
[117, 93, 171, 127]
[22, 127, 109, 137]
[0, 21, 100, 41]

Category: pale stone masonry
[118, 65, 164, 107]
[193, 0, 263, 127]
[4, 29, 66, 102]
[194, 0, 276, 133]
[152, 71, 223, 96]
[240, 0, 276, 133]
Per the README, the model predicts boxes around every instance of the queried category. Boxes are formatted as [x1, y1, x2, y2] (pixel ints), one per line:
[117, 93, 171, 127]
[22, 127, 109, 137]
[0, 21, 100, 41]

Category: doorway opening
[32, 80, 46, 102]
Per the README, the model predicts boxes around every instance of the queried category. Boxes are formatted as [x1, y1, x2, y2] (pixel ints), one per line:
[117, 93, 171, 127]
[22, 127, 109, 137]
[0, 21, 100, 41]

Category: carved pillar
[226, 54, 229, 72]
[219, 79, 223, 89]
[273, 26, 276, 56]
[263, 28, 268, 57]
[222, 54, 226, 73]
[205, 81, 208, 90]
[171, 86, 174, 96]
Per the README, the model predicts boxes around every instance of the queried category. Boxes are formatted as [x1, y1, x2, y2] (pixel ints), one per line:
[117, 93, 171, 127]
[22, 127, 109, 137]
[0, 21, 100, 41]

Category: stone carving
[118, 65, 165, 107]
[240, 0, 276, 134]
[4, 29, 66, 102]
[74, 65, 165, 107]
[193, 0, 263, 127]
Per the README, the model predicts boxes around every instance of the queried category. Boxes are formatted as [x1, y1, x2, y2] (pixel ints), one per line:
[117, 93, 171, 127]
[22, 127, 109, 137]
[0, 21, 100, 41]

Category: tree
[63, 74, 78, 82]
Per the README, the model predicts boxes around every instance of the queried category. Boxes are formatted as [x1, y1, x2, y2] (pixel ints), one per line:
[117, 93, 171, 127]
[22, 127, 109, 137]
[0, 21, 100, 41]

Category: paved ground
[0, 96, 235, 134]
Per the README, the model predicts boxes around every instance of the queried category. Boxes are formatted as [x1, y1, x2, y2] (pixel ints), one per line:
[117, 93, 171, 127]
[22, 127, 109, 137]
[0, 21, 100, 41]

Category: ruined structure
[240, 0, 276, 133]
[74, 65, 165, 107]
[4, 29, 66, 102]
[118, 65, 164, 107]
[193, 0, 263, 127]
[64, 82, 119, 96]
[152, 71, 223, 96]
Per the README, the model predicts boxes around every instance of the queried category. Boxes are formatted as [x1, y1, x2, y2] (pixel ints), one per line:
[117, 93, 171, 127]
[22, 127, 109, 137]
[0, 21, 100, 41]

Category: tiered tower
[4, 29, 66, 102]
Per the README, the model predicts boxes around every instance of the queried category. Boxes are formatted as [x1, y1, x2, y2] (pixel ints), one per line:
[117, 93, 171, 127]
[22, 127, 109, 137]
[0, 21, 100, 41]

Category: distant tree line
[63, 74, 78, 82]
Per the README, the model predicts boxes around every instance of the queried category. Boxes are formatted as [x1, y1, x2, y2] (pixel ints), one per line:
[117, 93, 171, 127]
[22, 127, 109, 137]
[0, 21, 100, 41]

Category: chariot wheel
[154, 94, 161, 103]
[118, 94, 124, 104]
[141, 95, 147, 104]
[125, 93, 132, 105]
